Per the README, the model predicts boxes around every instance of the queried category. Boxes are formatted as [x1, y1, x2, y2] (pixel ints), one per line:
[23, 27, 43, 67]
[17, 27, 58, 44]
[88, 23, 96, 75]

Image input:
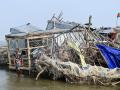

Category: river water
[0, 69, 120, 90]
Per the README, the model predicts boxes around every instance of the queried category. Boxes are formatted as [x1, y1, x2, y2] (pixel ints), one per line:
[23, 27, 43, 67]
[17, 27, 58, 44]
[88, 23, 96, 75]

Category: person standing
[14, 48, 23, 77]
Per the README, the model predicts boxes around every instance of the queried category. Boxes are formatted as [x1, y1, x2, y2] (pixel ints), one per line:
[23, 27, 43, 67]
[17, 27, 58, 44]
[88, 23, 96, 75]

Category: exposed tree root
[35, 54, 120, 86]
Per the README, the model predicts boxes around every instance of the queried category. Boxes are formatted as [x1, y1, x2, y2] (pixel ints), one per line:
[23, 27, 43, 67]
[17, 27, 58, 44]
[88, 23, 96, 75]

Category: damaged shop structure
[5, 15, 120, 86]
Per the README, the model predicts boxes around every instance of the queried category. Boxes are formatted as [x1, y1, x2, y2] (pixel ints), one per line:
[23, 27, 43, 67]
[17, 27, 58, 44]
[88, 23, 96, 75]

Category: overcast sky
[0, 0, 120, 41]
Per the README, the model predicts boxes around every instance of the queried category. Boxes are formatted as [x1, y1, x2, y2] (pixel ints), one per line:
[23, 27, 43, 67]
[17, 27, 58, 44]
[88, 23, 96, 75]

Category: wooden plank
[9, 66, 30, 70]
[30, 46, 47, 49]
[27, 35, 53, 40]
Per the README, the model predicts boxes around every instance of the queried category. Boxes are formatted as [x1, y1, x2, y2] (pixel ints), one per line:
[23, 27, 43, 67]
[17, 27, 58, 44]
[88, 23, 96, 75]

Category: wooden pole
[116, 17, 118, 27]
[6, 39, 11, 67]
[27, 38, 31, 76]
[87, 15, 92, 47]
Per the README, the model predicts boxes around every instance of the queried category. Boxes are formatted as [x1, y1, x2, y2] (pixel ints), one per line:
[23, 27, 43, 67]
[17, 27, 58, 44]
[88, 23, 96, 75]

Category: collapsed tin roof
[6, 16, 85, 38]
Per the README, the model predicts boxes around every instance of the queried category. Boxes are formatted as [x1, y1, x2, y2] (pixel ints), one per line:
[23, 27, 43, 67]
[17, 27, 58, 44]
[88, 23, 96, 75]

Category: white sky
[0, 0, 120, 41]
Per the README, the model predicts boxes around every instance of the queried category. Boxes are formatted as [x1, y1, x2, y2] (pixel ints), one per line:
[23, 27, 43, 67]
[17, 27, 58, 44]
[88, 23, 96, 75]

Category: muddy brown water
[0, 69, 120, 90]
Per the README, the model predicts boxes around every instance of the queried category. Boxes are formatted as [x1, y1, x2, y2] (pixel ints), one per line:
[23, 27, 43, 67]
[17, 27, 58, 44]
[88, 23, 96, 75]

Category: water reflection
[0, 70, 119, 90]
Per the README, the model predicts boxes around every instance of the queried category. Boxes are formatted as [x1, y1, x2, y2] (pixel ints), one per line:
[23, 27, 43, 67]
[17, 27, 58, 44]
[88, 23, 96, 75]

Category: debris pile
[31, 16, 120, 86]
[35, 54, 120, 86]
[4, 13, 120, 86]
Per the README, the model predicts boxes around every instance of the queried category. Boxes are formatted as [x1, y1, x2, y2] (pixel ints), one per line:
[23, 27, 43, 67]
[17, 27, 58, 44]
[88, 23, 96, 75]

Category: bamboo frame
[6, 33, 54, 71]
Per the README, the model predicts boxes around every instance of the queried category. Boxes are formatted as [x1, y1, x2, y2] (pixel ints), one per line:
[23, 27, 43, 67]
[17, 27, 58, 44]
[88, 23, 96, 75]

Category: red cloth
[111, 33, 116, 40]
[117, 13, 120, 18]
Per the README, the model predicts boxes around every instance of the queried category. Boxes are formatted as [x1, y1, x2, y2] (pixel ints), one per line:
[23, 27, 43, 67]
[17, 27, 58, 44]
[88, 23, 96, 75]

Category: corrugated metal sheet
[10, 23, 42, 34]
[96, 27, 113, 34]
[46, 20, 79, 30]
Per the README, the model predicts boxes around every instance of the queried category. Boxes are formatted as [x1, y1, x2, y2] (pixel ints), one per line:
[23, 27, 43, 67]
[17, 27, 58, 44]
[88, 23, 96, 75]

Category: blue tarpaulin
[96, 44, 120, 69]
